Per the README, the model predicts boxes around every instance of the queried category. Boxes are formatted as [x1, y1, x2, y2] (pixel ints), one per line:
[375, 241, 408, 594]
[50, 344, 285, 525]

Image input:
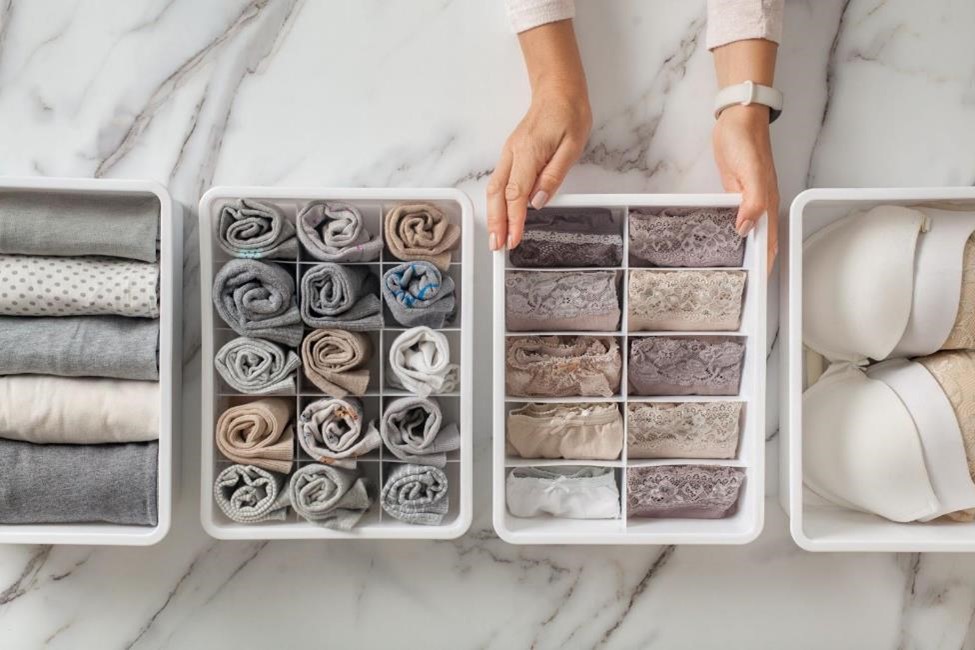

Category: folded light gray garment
[213, 464, 289, 524]
[0, 438, 158, 525]
[381, 261, 456, 328]
[212, 259, 303, 347]
[214, 336, 300, 394]
[0, 316, 158, 380]
[298, 397, 381, 468]
[300, 263, 382, 330]
[380, 397, 460, 467]
[217, 198, 297, 260]
[0, 189, 159, 262]
[381, 463, 449, 525]
[289, 463, 372, 530]
[296, 201, 383, 262]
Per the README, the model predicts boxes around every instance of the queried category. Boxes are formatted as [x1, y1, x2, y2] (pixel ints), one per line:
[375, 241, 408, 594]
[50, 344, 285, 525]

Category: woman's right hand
[487, 20, 591, 251]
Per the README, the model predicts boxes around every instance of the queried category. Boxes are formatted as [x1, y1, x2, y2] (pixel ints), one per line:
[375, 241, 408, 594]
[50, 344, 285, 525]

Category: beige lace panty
[628, 270, 746, 332]
[507, 402, 623, 460]
[627, 401, 743, 459]
[506, 270, 621, 332]
[505, 336, 622, 398]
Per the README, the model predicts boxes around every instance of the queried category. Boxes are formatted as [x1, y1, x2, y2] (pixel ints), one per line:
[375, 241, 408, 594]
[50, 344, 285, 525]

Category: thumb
[735, 168, 767, 237]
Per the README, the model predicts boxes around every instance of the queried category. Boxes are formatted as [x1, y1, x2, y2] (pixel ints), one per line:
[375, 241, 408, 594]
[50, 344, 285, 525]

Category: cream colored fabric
[628, 270, 745, 332]
[506, 402, 623, 460]
[0, 375, 158, 443]
[943, 236, 975, 350]
[215, 398, 294, 474]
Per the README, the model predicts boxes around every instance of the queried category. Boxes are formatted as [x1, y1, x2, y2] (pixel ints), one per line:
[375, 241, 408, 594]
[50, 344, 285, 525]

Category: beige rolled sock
[215, 397, 294, 474]
[301, 329, 372, 397]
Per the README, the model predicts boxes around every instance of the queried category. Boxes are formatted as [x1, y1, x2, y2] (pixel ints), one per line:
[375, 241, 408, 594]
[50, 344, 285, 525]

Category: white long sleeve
[504, 0, 784, 49]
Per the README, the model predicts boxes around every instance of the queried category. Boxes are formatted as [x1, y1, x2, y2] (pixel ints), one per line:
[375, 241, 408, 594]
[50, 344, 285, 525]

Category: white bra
[803, 205, 975, 363]
[803, 361, 975, 522]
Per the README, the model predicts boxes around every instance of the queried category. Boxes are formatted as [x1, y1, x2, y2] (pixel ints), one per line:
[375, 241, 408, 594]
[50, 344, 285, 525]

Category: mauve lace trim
[627, 465, 745, 519]
[505, 270, 621, 332]
[628, 207, 744, 268]
[505, 336, 622, 397]
[628, 336, 745, 396]
[627, 401, 742, 459]
[509, 208, 623, 268]
[628, 269, 746, 332]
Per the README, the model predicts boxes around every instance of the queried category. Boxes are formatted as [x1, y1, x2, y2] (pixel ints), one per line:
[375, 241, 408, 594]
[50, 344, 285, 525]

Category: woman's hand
[713, 103, 779, 265]
[712, 38, 780, 269]
[488, 20, 591, 251]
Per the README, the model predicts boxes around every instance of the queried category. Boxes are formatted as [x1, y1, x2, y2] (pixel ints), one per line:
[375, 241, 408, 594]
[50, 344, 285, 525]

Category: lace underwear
[505, 270, 621, 332]
[628, 336, 745, 396]
[506, 402, 624, 460]
[628, 207, 744, 268]
[943, 236, 975, 350]
[917, 350, 975, 522]
[505, 336, 622, 397]
[627, 401, 742, 459]
[628, 270, 746, 331]
[509, 208, 623, 268]
[506, 466, 621, 519]
[627, 465, 745, 518]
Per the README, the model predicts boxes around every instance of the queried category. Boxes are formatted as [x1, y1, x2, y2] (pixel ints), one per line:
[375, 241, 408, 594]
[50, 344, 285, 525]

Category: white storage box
[493, 194, 766, 544]
[199, 187, 472, 540]
[782, 187, 975, 552]
[0, 177, 181, 546]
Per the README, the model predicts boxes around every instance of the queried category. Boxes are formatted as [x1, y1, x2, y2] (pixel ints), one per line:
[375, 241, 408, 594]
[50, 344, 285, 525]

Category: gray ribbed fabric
[297, 397, 381, 468]
[381, 463, 449, 525]
[214, 336, 300, 394]
[0, 316, 158, 380]
[380, 397, 460, 467]
[213, 259, 303, 347]
[300, 263, 382, 330]
[217, 198, 298, 260]
[381, 261, 456, 328]
[296, 201, 384, 262]
[213, 464, 289, 523]
[289, 464, 372, 530]
[0, 438, 158, 525]
[0, 190, 159, 262]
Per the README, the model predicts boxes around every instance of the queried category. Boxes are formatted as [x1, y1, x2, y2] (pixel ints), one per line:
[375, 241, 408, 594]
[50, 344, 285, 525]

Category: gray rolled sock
[213, 259, 304, 347]
[0, 438, 158, 525]
[214, 464, 289, 524]
[214, 336, 300, 394]
[0, 316, 159, 380]
[217, 198, 298, 260]
[381, 261, 456, 328]
[300, 263, 383, 330]
[380, 396, 460, 467]
[289, 463, 372, 530]
[296, 201, 384, 262]
[0, 190, 159, 262]
[381, 463, 449, 525]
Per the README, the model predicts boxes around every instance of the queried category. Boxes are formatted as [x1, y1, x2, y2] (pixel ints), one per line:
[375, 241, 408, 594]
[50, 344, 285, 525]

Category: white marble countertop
[2, 1, 975, 647]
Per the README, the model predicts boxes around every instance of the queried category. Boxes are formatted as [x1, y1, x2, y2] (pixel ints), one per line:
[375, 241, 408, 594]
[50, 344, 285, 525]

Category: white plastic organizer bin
[782, 187, 975, 552]
[0, 176, 182, 546]
[493, 194, 766, 545]
[199, 187, 473, 540]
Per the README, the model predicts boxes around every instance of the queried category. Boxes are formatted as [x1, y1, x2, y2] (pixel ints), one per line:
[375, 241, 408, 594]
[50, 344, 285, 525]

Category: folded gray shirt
[0, 316, 159, 380]
[0, 190, 159, 262]
[0, 438, 158, 525]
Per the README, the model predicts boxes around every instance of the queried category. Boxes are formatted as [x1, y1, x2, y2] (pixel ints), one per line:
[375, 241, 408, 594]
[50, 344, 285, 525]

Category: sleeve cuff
[706, 0, 784, 50]
[506, 0, 575, 34]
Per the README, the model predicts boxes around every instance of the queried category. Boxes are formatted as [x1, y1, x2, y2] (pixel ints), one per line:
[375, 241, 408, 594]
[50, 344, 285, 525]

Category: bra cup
[803, 364, 940, 522]
[803, 205, 923, 362]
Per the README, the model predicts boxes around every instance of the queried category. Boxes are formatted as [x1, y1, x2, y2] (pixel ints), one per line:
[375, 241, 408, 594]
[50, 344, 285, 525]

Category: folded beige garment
[506, 403, 623, 460]
[215, 397, 294, 474]
[0, 375, 159, 443]
[301, 329, 372, 397]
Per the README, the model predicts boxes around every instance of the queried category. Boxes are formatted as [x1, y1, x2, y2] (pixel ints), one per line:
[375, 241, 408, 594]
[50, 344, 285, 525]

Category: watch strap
[714, 81, 783, 123]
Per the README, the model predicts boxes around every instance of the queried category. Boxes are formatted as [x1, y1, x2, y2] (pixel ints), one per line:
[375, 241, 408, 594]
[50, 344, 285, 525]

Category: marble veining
[1, 0, 975, 648]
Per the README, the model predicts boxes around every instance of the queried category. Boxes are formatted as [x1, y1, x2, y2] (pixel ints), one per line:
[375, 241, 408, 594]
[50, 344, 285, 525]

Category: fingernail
[489, 233, 498, 250]
[530, 190, 549, 210]
[737, 221, 754, 237]
[508, 234, 515, 250]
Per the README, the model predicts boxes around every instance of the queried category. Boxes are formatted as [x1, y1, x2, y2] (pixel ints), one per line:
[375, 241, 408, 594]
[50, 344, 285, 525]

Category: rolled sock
[380, 396, 460, 467]
[289, 463, 372, 530]
[0, 375, 159, 443]
[0, 438, 158, 525]
[215, 397, 294, 474]
[0, 189, 159, 262]
[381, 463, 449, 525]
[214, 336, 300, 395]
[381, 261, 456, 328]
[0, 315, 158, 380]
[300, 263, 382, 330]
[296, 201, 383, 262]
[213, 464, 289, 524]
[217, 198, 298, 260]
[387, 327, 458, 397]
[301, 329, 372, 397]
[384, 203, 460, 271]
[212, 259, 303, 347]
[297, 397, 381, 468]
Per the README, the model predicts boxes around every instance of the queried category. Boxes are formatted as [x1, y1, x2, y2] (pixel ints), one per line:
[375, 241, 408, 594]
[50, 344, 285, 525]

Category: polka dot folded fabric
[0, 254, 159, 318]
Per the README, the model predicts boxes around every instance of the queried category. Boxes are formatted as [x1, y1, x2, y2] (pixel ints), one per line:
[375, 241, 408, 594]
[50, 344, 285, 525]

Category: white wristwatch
[714, 81, 783, 123]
